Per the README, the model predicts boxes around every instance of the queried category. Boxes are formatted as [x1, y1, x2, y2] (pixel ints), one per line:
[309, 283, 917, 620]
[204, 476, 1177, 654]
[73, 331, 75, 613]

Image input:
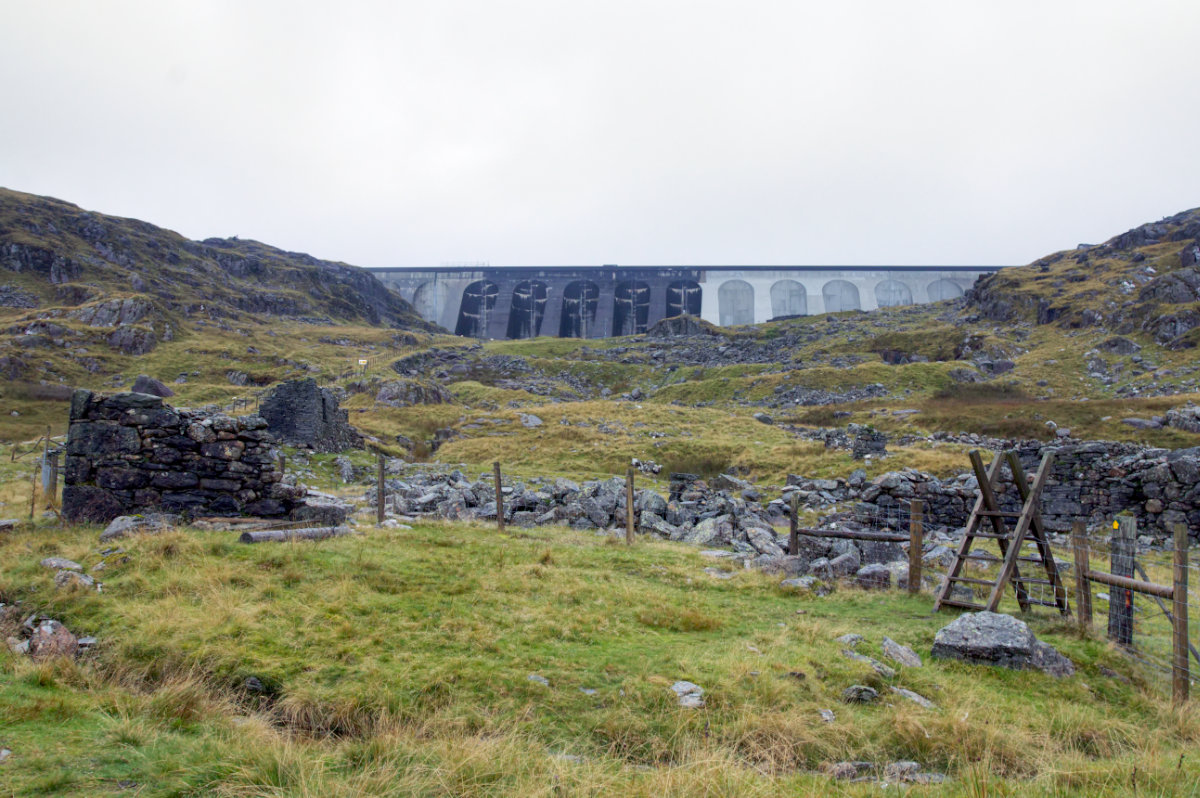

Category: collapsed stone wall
[63, 389, 305, 523]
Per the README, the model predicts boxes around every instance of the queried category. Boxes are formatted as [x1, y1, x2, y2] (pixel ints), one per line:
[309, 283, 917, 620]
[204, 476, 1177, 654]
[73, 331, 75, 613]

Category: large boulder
[259, 378, 363, 453]
[130, 374, 174, 398]
[931, 612, 1074, 677]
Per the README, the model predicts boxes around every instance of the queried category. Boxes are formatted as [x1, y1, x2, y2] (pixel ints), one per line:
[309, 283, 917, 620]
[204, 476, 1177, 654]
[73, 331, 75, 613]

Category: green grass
[1, 519, 1198, 796]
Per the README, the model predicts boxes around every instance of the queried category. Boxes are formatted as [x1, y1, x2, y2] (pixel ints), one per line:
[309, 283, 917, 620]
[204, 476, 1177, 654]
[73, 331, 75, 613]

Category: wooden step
[938, 598, 988, 611]
[1011, 577, 1060, 587]
[948, 575, 998, 586]
[966, 531, 1012, 540]
[1023, 599, 1065, 609]
[976, 510, 1022, 518]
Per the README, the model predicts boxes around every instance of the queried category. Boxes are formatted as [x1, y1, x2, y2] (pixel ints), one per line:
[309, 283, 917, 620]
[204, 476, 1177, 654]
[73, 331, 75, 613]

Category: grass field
[1, 515, 1198, 797]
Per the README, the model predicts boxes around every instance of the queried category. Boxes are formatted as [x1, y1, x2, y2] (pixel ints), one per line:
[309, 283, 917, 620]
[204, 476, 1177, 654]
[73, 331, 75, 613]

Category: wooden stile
[933, 449, 1069, 615]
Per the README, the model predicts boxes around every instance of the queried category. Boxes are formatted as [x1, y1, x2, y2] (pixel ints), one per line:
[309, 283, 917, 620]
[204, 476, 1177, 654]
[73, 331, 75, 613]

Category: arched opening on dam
[613, 280, 651, 336]
[770, 279, 807, 318]
[666, 280, 702, 318]
[559, 280, 599, 338]
[411, 281, 440, 322]
[874, 279, 913, 308]
[505, 281, 548, 339]
[454, 280, 498, 338]
[927, 278, 965, 301]
[718, 280, 755, 326]
[822, 279, 860, 313]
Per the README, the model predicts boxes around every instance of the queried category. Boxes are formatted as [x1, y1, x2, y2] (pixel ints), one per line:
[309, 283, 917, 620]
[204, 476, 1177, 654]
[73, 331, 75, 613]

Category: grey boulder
[931, 611, 1074, 677]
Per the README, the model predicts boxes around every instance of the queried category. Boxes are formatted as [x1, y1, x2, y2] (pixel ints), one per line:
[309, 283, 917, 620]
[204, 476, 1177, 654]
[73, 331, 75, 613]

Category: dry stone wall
[854, 441, 1200, 543]
[63, 389, 304, 523]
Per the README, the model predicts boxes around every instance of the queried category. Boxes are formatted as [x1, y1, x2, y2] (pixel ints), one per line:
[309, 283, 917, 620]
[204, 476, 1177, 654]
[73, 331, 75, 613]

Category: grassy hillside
[2, 515, 1197, 797]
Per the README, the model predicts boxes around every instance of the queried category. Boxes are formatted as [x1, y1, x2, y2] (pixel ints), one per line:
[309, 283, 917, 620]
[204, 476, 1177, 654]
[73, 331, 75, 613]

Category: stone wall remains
[63, 389, 305, 523]
[850, 441, 1200, 543]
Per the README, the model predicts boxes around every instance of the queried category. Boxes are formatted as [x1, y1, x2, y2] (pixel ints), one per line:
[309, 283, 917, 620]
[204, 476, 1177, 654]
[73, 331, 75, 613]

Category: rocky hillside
[966, 207, 1200, 347]
[0, 187, 435, 349]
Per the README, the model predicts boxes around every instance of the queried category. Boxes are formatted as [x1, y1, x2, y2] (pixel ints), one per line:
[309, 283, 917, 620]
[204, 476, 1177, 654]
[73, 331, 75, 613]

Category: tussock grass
[1, 519, 1198, 795]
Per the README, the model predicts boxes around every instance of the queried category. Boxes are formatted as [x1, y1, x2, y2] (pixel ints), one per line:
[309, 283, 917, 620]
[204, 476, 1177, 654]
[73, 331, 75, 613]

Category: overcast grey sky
[2, 1, 1198, 268]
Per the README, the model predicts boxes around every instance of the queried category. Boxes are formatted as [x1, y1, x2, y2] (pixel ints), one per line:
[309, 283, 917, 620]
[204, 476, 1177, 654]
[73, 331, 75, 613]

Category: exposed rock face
[259, 378, 363, 453]
[931, 612, 1074, 677]
[63, 389, 305, 523]
[374, 379, 450, 407]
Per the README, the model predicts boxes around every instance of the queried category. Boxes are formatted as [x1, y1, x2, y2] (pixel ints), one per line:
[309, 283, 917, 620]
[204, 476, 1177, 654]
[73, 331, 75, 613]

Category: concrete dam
[368, 265, 1003, 339]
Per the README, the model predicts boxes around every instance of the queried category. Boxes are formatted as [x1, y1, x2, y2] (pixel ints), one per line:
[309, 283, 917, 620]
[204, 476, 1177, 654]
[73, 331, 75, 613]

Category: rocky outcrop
[375, 379, 451, 407]
[0, 187, 436, 333]
[259, 378, 363, 453]
[645, 314, 721, 338]
[63, 389, 306, 523]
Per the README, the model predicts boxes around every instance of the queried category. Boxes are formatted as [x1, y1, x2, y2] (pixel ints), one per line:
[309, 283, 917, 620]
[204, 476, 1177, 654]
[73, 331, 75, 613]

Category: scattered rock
[825, 761, 873, 780]
[99, 513, 179, 542]
[835, 633, 864, 649]
[671, 680, 705, 708]
[889, 686, 936, 709]
[881, 637, 922, 668]
[40, 557, 82, 572]
[819, 708, 836, 723]
[842, 649, 896, 679]
[519, 413, 544, 428]
[53, 570, 96, 590]
[841, 684, 879, 703]
[27, 619, 78, 661]
[527, 673, 550, 687]
[752, 412, 773, 425]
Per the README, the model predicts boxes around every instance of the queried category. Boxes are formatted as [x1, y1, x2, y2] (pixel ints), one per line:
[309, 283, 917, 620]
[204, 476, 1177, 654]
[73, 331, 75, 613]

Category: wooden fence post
[625, 467, 635, 545]
[788, 493, 799, 556]
[45, 450, 60, 508]
[494, 461, 505, 532]
[908, 499, 923, 595]
[28, 461, 38, 521]
[1109, 515, 1136, 647]
[1173, 523, 1190, 706]
[1072, 521, 1092, 632]
[376, 452, 386, 525]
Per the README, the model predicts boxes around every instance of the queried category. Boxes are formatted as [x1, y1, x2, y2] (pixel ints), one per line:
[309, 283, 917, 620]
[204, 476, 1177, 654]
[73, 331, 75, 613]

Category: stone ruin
[63, 389, 307, 523]
[258, 377, 363, 453]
